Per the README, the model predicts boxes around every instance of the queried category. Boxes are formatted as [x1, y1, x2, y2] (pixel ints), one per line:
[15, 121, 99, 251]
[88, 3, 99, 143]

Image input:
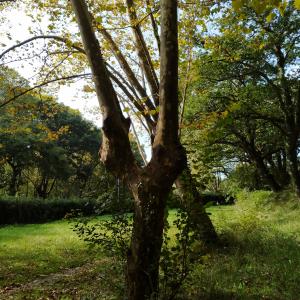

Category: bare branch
[145, 0, 160, 52]
[0, 73, 91, 109]
[108, 70, 155, 130]
[126, 0, 160, 106]
[0, 35, 85, 61]
[99, 27, 157, 116]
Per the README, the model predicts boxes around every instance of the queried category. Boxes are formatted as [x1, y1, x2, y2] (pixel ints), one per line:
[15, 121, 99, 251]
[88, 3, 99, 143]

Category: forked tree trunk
[101, 0, 219, 245]
[70, 1, 185, 299]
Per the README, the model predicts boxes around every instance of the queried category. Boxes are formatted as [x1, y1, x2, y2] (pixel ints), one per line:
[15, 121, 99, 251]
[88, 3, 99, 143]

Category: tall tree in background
[182, 0, 299, 194]
[0, 67, 103, 198]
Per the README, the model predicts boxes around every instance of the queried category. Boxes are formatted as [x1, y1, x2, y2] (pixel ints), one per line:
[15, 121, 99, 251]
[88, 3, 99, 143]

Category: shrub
[0, 196, 96, 225]
[73, 209, 205, 300]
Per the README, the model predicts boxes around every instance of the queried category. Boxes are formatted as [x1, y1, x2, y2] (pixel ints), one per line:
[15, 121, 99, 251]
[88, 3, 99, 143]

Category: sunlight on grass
[0, 220, 96, 288]
[0, 191, 299, 299]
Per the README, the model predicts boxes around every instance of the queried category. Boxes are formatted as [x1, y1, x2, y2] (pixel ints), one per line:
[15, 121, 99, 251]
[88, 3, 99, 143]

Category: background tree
[0, 67, 104, 199]
[182, 0, 300, 194]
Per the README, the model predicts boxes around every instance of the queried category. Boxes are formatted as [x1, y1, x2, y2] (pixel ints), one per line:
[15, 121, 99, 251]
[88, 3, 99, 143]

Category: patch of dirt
[0, 261, 98, 299]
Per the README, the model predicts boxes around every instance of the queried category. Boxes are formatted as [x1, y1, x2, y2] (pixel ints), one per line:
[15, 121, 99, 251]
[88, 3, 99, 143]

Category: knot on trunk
[99, 116, 135, 178]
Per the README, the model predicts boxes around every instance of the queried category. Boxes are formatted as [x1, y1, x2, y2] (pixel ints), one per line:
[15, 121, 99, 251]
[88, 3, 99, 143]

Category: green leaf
[232, 0, 243, 10]
[120, 6, 127, 13]
[95, 16, 102, 23]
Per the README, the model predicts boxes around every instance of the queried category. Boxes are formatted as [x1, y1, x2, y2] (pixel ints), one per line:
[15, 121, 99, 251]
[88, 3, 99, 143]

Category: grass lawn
[0, 191, 299, 299]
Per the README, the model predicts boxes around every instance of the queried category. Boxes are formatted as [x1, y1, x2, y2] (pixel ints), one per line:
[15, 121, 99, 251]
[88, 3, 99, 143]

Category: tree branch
[99, 27, 157, 117]
[126, 0, 160, 106]
[0, 35, 85, 60]
[0, 73, 91, 109]
[145, 0, 160, 52]
[70, 0, 137, 178]
[153, 0, 180, 147]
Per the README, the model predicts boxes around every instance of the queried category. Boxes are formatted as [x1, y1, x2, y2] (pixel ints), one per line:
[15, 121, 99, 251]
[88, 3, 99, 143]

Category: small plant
[72, 213, 133, 296]
[73, 213, 132, 258]
[159, 210, 203, 300]
[73, 209, 204, 299]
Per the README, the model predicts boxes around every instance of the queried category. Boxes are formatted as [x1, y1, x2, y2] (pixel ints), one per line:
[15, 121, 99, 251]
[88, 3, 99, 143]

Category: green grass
[0, 221, 90, 287]
[0, 191, 299, 299]
[182, 191, 300, 300]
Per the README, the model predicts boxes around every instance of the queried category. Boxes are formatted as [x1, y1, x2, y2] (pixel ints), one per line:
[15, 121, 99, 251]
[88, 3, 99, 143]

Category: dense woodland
[0, 0, 299, 299]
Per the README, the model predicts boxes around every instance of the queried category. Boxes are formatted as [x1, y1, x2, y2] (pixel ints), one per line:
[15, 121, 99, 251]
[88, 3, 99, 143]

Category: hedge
[0, 197, 96, 225]
[0, 192, 234, 225]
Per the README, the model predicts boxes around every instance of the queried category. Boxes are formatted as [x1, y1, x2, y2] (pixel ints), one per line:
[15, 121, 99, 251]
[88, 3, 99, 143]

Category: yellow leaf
[266, 12, 275, 22]
[222, 110, 229, 118]
[83, 85, 94, 93]
[148, 110, 156, 116]
[295, 0, 300, 9]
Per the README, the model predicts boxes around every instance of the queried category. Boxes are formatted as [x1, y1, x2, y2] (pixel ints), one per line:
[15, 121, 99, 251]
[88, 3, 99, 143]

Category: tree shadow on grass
[183, 222, 300, 300]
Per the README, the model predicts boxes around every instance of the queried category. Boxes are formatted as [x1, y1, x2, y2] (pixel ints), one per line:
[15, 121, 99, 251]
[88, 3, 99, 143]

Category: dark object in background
[167, 191, 235, 209]
[201, 193, 235, 206]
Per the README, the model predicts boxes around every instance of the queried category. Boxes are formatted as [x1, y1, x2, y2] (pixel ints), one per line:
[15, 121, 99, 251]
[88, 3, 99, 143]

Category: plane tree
[69, 1, 187, 298]
[0, 0, 219, 244]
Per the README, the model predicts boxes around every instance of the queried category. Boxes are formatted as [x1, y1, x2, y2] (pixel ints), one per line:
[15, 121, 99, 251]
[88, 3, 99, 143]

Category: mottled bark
[127, 148, 185, 299]
[99, 28, 157, 117]
[126, 0, 160, 106]
[102, 0, 217, 246]
[70, 1, 185, 299]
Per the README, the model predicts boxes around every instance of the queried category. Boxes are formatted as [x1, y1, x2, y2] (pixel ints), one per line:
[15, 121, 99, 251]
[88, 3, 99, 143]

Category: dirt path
[0, 261, 98, 299]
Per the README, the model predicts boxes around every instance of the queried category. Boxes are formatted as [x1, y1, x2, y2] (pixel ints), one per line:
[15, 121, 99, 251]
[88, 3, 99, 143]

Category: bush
[0, 196, 97, 225]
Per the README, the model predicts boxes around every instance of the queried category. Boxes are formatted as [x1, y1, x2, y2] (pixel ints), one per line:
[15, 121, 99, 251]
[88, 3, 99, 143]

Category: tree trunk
[8, 167, 19, 196]
[70, 1, 185, 299]
[275, 151, 291, 187]
[8, 164, 20, 196]
[35, 177, 55, 199]
[287, 142, 300, 195]
[127, 185, 167, 299]
[175, 168, 218, 244]
[254, 155, 282, 192]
